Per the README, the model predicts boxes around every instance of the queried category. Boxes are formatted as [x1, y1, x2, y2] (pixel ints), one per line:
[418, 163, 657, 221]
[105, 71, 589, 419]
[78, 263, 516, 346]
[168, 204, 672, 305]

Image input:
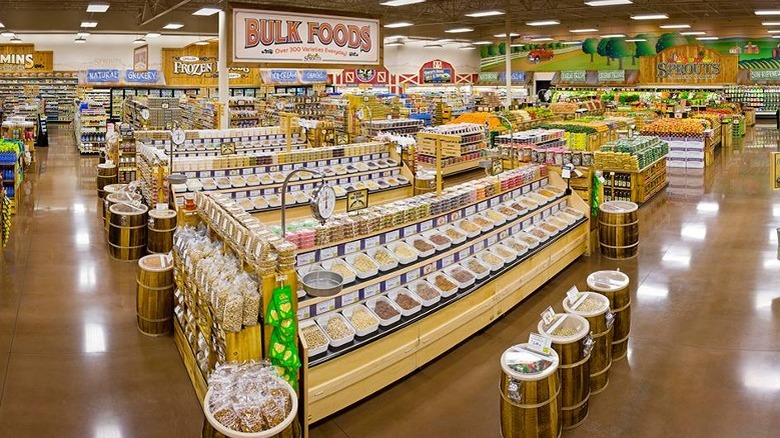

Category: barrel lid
[139, 254, 173, 271]
[103, 184, 127, 194]
[168, 173, 188, 185]
[500, 343, 559, 381]
[107, 192, 141, 203]
[97, 163, 116, 169]
[149, 209, 177, 219]
[562, 292, 610, 317]
[587, 270, 629, 292]
[599, 200, 638, 214]
[109, 202, 148, 215]
[537, 313, 590, 344]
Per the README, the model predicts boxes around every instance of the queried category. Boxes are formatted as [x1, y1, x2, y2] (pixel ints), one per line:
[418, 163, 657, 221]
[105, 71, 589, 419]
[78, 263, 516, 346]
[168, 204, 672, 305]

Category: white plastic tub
[444, 265, 476, 288]
[461, 257, 491, 280]
[342, 304, 380, 337]
[316, 312, 356, 348]
[386, 241, 420, 264]
[407, 280, 443, 306]
[320, 258, 357, 284]
[345, 253, 380, 279]
[427, 273, 460, 297]
[422, 230, 452, 251]
[477, 250, 504, 271]
[299, 319, 330, 356]
[388, 288, 423, 317]
[405, 236, 436, 258]
[365, 295, 403, 326]
[367, 247, 400, 272]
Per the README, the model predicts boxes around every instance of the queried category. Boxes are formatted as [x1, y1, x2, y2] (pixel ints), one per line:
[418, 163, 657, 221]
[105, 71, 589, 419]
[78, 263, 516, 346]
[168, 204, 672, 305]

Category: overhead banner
[598, 70, 625, 82]
[162, 42, 261, 86]
[0, 44, 53, 72]
[561, 70, 587, 83]
[750, 70, 780, 82]
[419, 59, 455, 84]
[86, 69, 121, 83]
[260, 69, 328, 85]
[125, 70, 159, 84]
[229, 5, 381, 67]
[640, 44, 738, 85]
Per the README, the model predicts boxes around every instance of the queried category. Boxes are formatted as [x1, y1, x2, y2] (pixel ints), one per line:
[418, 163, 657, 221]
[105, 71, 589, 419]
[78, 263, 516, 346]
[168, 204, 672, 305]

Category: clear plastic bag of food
[222, 290, 244, 332]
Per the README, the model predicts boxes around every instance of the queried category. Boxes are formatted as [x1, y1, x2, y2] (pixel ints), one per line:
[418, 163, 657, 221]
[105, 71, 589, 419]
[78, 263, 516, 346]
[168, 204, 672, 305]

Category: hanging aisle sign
[0, 44, 53, 72]
[561, 70, 587, 83]
[639, 45, 738, 85]
[228, 4, 381, 67]
[86, 69, 121, 83]
[125, 70, 160, 84]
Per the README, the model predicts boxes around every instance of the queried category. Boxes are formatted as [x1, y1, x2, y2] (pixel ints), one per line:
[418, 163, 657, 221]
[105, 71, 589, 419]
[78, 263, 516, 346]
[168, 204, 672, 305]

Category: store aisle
[311, 125, 780, 438]
[0, 126, 202, 437]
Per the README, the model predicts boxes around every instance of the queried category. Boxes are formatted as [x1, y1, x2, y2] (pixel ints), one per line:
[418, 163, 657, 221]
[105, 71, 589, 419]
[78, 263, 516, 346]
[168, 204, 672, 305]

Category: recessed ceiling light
[81, 21, 98, 28]
[585, 0, 632, 6]
[763, 22, 780, 25]
[472, 41, 492, 45]
[660, 24, 690, 29]
[133, 38, 146, 44]
[423, 43, 442, 48]
[10, 36, 21, 44]
[625, 38, 647, 42]
[77, 32, 91, 37]
[385, 41, 405, 46]
[0, 23, 5, 28]
[86, 3, 110, 13]
[570, 28, 598, 33]
[527, 20, 560, 26]
[494, 33, 519, 37]
[530, 37, 554, 41]
[145, 32, 161, 38]
[465, 10, 504, 17]
[384, 21, 413, 28]
[193, 7, 221, 16]
[601, 34, 625, 38]
[437, 38, 454, 43]
[756, 10, 780, 16]
[631, 14, 669, 20]
[697, 37, 719, 40]
[74, 37, 87, 44]
[445, 27, 474, 33]
[680, 31, 706, 35]
[163, 23, 184, 30]
[380, 0, 425, 5]
[561, 41, 583, 45]
[1, 32, 14, 37]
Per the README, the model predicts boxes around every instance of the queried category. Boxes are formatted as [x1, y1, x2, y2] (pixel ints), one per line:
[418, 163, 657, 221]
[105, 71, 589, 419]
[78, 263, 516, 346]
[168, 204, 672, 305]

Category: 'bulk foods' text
[656, 62, 721, 79]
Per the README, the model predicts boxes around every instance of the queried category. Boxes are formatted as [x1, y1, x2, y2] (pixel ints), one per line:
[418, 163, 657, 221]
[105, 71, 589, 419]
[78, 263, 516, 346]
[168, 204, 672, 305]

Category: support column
[218, 10, 230, 129]
[504, 15, 512, 110]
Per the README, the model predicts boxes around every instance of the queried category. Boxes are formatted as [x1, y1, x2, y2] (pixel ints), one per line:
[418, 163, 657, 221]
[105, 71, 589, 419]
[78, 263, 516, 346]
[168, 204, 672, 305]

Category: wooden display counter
[601, 156, 667, 204]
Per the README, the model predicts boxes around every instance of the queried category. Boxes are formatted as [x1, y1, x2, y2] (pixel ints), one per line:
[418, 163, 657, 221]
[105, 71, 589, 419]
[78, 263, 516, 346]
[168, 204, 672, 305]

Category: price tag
[465, 206, 476, 217]
[541, 306, 556, 326]
[566, 286, 582, 304]
[420, 220, 433, 232]
[523, 219, 532, 229]
[450, 211, 462, 221]
[511, 224, 521, 234]
[423, 263, 435, 275]
[543, 210, 551, 219]
[297, 307, 311, 320]
[269, 166, 279, 172]
[341, 291, 359, 306]
[542, 178, 549, 185]
[403, 225, 417, 237]
[318, 160, 327, 167]
[458, 249, 471, 260]
[316, 299, 336, 315]
[489, 198, 499, 207]
[487, 235, 498, 246]
[364, 236, 380, 250]
[282, 165, 293, 171]
[296, 252, 316, 266]
[303, 183, 314, 191]
[477, 201, 488, 211]
[533, 216, 543, 225]
[385, 276, 401, 290]
[552, 204, 560, 213]
[522, 186, 531, 194]
[561, 168, 571, 179]
[289, 186, 299, 192]
[242, 168, 253, 176]
[436, 216, 447, 227]
[338, 178, 348, 185]
[320, 247, 338, 261]
[527, 333, 553, 356]
[499, 230, 509, 240]
[385, 230, 400, 243]
[263, 189, 275, 196]
[364, 283, 380, 298]
[441, 255, 454, 267]
[405, 269, 420, 282]
[214, 170, 226, 177]
[532, 181, 540, 190]
[250, 190, 261, 197]
[344, 241, 361, 255]
[474, 240, 486, 251]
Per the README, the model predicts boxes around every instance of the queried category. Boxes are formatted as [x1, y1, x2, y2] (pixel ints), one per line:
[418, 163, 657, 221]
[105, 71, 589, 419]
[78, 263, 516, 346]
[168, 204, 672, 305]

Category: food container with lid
[407, 280, 443, 306]
[427, 272, 460, 297]
[316, 312, 356, 348]
[386, 241, 420, 264]
[405, 236, 436, 258]
[320, 258, 357, 284]
[365, 296, 403, 326]
[504, 237, 529, 256]
[462, 257, 491, 280]
[345, 253, 379, 279]
[366, 247, 400, 272]
[342, 303, 380, 337]
[490, 244, 518, 264]
[300, 319, 330, 356]
[444, 264, 477, 288]
[422, 230, 452, 251]
[388, 288, 423, 317]
[440, 225, 467, 244]
[477, 250, 505, 271]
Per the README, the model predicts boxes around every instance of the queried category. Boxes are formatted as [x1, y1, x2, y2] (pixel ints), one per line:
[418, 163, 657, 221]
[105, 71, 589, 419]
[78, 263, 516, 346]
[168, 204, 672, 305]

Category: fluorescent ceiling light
[680, 31, 706, 35]
[769, 30, 780, 33]
[527, 20, 560, 26]
[631, 14, 669, 20]
[531, 37, 553, 41]
[10, 36, 21, 44]
[494, 33, 519, 37]
[774, 35, 780, 39]
[445, 27, 474, 33]
[384, 21, 413, 28]
[570, 28, 598, 33]
[763, 22, 780, 26]
[145, 32, 161, 38]
[697, 37, 719, 40]
[458, 45, 476, 50]
[385, 41, 405, 46]
[756, 10, 780, 16]
[625, 38, 647, 42]
[77, 32, 91, 37]
[465, 10, 504, 17]
[423, 43, 442, 48]
[472, 41, 492, 45]
[193, 7, 221, 16]
[81, 21, 98, 28]
[163, 23, 184, 30]
[561, 41, 583, 45]
[86, 3, 110, 13]
[660, 24, 691, 29]
[601, 34, 625, 38]
[194, 40, 210, 45]
[0, 23, 4, 28]
[133, 38, 146, 44]
[1, 32, 14, 37]
[74, 37, 86, 44]
[585, 0, 632, 5]
[381, 0, 426, 5]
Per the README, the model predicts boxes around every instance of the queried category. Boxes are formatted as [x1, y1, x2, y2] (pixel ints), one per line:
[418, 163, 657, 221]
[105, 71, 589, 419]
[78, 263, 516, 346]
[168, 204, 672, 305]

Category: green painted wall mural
[480, 33, 780, 74]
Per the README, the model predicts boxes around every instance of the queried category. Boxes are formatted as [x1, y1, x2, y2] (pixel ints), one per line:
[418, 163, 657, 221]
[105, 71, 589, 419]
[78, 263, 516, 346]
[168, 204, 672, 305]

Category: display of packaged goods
[317, 313, 356, 347]
[596, 136, 669, 171]
[388, 289, 422, 316]
[342, 304, 380, 337]
[366, 296, 402, 326]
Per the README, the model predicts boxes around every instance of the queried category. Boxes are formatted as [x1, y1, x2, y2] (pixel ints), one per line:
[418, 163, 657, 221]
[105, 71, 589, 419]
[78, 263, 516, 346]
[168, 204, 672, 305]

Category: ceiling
[1, 0, 780, 43]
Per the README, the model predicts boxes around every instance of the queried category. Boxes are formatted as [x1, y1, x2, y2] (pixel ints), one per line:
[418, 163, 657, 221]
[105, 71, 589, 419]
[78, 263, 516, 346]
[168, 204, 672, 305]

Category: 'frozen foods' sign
[231, 7, 380, 65]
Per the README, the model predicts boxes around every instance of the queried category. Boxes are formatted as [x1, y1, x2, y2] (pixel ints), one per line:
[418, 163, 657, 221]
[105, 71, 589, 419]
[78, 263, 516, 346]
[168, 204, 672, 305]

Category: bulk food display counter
[276, 163, 592, 423]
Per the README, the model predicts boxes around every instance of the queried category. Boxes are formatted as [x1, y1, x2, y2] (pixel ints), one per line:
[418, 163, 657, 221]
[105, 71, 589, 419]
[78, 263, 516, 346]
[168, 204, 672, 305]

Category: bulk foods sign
[230, 6, 380, 67]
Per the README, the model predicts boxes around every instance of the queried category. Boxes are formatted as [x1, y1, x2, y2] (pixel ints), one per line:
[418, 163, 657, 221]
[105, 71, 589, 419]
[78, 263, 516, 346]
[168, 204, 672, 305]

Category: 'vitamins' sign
[231, 7, 380, 66]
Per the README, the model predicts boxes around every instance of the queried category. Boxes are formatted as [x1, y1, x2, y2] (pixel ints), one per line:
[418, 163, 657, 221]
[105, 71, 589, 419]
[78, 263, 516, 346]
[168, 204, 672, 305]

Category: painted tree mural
[597, 38, 610, 65]
[656, 33, 688, 53]
[605, 38, 631, 69]
[582, 37, 599, 62]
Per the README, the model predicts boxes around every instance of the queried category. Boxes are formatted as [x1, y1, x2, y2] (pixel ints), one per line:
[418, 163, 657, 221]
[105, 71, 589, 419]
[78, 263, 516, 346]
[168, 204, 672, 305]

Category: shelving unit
[416, 123, 487, 178]
[0, 75, 78, 122]
[724, 85, 780, 115]
[601, 156, 668, 203]
[73, 101, 108, 155]
[229, 96, 259, 128]
[0, 142, 23, 215]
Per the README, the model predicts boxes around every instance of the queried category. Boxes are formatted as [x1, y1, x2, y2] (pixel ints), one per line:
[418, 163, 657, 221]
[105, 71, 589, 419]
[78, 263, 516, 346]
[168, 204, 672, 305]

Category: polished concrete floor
[1, 124, 779, 437]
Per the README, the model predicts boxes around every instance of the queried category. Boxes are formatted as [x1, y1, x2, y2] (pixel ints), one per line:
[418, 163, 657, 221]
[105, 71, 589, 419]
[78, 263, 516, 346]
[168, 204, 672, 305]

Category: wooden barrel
[147, 209, 178, 254]
[414, 174, 436, 195]
[136, 254, 174, 336]
[104, 191, 142, 236]
[537, 314, 591, 429]
[587, 270, 631, 361]
[101, 183, 126, 220]
[500, 344, 561, 438]
[563, 292, 613, 395]
[96, 163, 118, 199]
[598, 201, 639, 259]
[108, 203, 148, 261]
